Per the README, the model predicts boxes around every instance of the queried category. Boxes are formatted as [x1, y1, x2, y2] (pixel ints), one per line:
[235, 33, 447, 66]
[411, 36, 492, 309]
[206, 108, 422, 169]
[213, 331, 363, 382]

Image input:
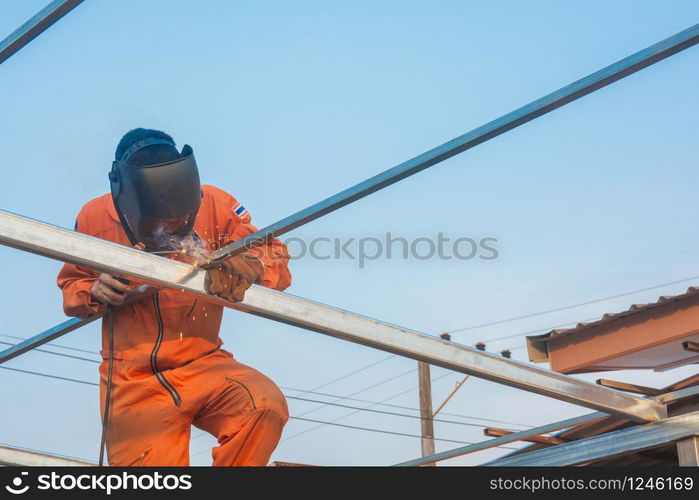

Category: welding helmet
[108, 137, 202, 251]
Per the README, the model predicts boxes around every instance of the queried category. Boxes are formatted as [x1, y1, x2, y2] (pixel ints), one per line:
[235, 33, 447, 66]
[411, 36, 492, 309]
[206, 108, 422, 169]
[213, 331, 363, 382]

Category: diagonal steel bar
[398, 384, 699, 466]
[5, 24, 698, 374]
[0, 210, 667, 422]
[0, 288, 154, 364]
[0, 317, 95, 364]
[0, 0, 85, 66]
[394, 412, 608, 466]
[485, 411, 699, 466]
[205, 23, 699, 265]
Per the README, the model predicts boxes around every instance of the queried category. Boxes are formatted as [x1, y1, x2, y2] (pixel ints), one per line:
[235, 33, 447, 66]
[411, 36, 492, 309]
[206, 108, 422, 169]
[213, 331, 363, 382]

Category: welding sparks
[152, 223, 208, 261]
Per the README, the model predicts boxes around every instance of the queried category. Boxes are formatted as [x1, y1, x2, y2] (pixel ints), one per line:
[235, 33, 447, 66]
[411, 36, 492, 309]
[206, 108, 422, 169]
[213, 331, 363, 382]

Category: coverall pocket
[225, 376, 257, 410]
[120, 446, 152, 466]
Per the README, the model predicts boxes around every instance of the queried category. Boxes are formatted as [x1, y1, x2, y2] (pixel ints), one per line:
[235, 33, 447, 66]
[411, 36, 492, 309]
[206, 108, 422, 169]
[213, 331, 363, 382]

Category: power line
[295, 367, 417, 418]
[283, 395, 509, 429]
[191, 413, 520, 459]
[283, 418, 486, 446]
[0, 366, 98, 387]
[287, 417, 516, 449]
[291, 354, 396, 399]
[282, 371, 455, 443]
[445, 275, 699, 334]
[0, 339, 533, 427]
[5, 363, 519, 460]
[475, 316, 600, 344]
[5, 349, 525, 462]
[0, 341, 99, 364]
[2, 365, 478, 450]
[282, 386, 533, 428]
[0, 365, 534, 430]
[0, 333, 101, 356]
[190, 416, 517, 460]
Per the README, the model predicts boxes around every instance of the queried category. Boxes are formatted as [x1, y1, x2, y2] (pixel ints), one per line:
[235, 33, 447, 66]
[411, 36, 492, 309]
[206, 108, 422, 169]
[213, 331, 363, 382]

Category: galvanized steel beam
[0, 210, 667, 422]
[485, 411, 699, 466]
[401, 385, 699, 466]
[0, 316, 96, 364]
[0, 444, 93, 466]
[0, 0, 84, 66]
[206, 23, 699, 264]
[677, 435, 699, 466]
[394, 412, 608, 466]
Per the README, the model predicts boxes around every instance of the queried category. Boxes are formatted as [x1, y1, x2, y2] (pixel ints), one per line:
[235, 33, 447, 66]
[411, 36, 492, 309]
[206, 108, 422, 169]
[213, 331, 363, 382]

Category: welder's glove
[205, 254, 265, 303]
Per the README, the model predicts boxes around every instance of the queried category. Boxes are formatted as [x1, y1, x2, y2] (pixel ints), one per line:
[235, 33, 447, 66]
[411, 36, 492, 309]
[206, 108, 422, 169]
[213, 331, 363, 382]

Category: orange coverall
[57, 184, 292, 466]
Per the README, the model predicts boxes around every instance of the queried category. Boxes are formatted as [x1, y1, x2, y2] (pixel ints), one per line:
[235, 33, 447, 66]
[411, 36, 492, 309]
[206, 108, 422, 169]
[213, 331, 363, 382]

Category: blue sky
[1, 0, 698, 465]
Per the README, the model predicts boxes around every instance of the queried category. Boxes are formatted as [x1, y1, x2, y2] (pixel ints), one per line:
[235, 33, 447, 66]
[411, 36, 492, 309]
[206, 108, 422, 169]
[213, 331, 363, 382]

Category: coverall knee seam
[223, 408, 287, 466]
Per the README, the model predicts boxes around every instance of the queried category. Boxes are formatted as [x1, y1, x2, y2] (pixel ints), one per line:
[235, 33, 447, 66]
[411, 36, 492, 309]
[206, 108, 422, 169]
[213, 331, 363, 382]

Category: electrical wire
[0, 365, 535, 430]
[0, 333, 101, 356]
[0, 366, 98, 386]
[4, 364, 486, 453]
[281, 386, 533, 428]
[287, 417, 518, 449]
[475, 316, 600, 344]
[444, 275, 699, 334]
[295, 367, 416, 418]
[291, 354, 396, 399]
[282, 371, 455, 443]
[287, 395, 497, 427]
[4, 364, 526, 462]
[190, 416, 518, 459]
[1, 344, 527, 460]
[0, 343, 534, 427]
[98, 306, 115, 466]
[0, 341, 99, 364]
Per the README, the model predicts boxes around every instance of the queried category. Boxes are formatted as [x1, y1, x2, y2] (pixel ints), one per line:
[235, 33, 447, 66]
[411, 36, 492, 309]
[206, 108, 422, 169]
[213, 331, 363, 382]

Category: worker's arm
[56, 205, 132, 317]
[219, 192, 292, 292]
[56, 206, 106, 318]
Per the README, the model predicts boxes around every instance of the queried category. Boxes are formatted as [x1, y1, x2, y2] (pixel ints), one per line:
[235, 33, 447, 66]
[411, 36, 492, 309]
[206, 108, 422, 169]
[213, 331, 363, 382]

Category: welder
[57, 128, 292, 466]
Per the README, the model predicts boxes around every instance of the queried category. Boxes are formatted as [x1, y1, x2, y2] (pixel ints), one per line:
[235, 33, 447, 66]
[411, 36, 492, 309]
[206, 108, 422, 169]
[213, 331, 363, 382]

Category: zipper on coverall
[151, 293, 182, 406]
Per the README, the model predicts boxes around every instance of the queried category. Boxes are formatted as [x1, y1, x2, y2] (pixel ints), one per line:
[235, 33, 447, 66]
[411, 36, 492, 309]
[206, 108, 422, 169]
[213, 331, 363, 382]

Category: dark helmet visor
[109, 145, 201, 250]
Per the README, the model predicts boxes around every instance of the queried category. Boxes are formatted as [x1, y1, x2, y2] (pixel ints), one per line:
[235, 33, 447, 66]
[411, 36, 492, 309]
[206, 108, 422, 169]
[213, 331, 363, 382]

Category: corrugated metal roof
[544, 286, 699, 340]
[493, 388, 699, 465]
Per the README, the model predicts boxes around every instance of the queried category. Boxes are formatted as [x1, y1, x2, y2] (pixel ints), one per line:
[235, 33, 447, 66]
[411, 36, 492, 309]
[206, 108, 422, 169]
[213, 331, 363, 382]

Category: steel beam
[399, 383, 699, 467]
[205, 23, 699, 264]
[596, 378, 662, 396]
[484, 427, 566, 445]
[485, 411, 699, 466]
[654, 384, 699, 405]
[395, 412, 607, 466]
[683, 340, 699, 353]
[0, 444, 92, 466]
[0, 317, 96, 364]
[677, 436, 699, 466]
[0, 210, 667, 423]
[0, 0, 84, 66]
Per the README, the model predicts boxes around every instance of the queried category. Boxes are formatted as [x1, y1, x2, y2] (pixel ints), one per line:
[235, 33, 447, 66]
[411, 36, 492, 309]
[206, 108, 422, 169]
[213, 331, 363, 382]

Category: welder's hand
[90, 273, 133, 306]
[205, 254, 264, 303]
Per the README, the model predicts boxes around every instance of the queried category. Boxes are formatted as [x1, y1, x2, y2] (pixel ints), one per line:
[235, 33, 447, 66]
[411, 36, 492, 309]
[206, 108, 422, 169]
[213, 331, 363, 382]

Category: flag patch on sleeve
[232, 202, 249, 219]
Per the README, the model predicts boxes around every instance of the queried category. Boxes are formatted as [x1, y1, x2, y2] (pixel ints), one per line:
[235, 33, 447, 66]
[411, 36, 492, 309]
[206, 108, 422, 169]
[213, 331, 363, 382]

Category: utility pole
[418, 361, 435, 466]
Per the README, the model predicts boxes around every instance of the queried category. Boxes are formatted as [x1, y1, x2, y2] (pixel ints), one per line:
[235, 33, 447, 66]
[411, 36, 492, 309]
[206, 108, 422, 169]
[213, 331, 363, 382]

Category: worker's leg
[100, 360, 191, 466]
[183, 349, 289, 466]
